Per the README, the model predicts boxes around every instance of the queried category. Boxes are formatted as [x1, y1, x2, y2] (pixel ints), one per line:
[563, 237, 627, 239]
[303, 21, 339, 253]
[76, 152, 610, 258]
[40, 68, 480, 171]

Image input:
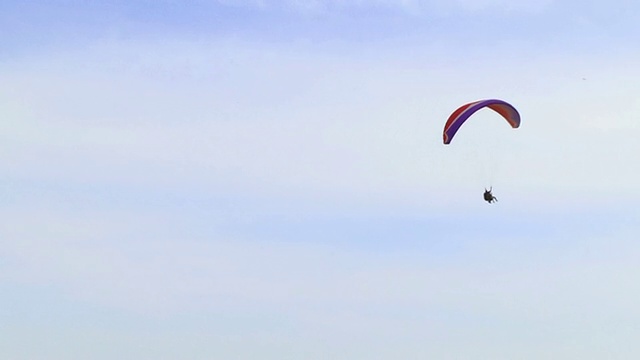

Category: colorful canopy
[443, 99, 520, 144]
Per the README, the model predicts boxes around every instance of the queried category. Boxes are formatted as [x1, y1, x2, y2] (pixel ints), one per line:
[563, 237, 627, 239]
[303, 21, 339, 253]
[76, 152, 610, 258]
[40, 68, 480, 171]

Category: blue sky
[2, 1, 640, 359]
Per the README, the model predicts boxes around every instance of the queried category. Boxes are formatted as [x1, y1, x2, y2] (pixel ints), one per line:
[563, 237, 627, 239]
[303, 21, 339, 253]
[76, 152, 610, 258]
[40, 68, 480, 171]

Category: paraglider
[443, 99, 520, 203]
[483, 187, 497, 203]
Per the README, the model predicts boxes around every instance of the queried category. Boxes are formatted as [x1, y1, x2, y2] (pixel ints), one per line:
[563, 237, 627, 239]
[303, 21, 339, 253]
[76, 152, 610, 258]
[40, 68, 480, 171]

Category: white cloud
[2, 198, 640, 360]
[431, 0, 554, 12]
[2, 197, 639, 312]
[3, 38, 639, 208]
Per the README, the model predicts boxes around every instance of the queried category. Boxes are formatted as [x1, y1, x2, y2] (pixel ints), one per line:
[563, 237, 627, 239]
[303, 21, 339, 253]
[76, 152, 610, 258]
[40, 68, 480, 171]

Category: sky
[1, 1, 640, 359]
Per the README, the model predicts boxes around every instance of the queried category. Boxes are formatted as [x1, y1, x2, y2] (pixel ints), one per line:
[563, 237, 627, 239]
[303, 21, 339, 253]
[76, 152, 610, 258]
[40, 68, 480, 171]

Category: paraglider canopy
[443, 99, 520, 145]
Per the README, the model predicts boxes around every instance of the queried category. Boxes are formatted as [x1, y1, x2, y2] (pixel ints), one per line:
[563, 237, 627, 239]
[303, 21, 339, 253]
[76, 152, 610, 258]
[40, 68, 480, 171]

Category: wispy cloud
[210, 0, 554, 13]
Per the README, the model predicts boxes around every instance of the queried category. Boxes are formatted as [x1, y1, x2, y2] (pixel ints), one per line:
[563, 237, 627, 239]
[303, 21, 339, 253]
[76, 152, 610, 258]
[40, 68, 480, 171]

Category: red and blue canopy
[443, 99, 520, 144]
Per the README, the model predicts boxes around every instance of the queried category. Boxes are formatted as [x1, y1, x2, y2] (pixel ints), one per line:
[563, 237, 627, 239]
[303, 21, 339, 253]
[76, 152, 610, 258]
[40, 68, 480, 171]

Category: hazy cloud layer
[2, 8, 640, 359]
[3, 39, 639, 202]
